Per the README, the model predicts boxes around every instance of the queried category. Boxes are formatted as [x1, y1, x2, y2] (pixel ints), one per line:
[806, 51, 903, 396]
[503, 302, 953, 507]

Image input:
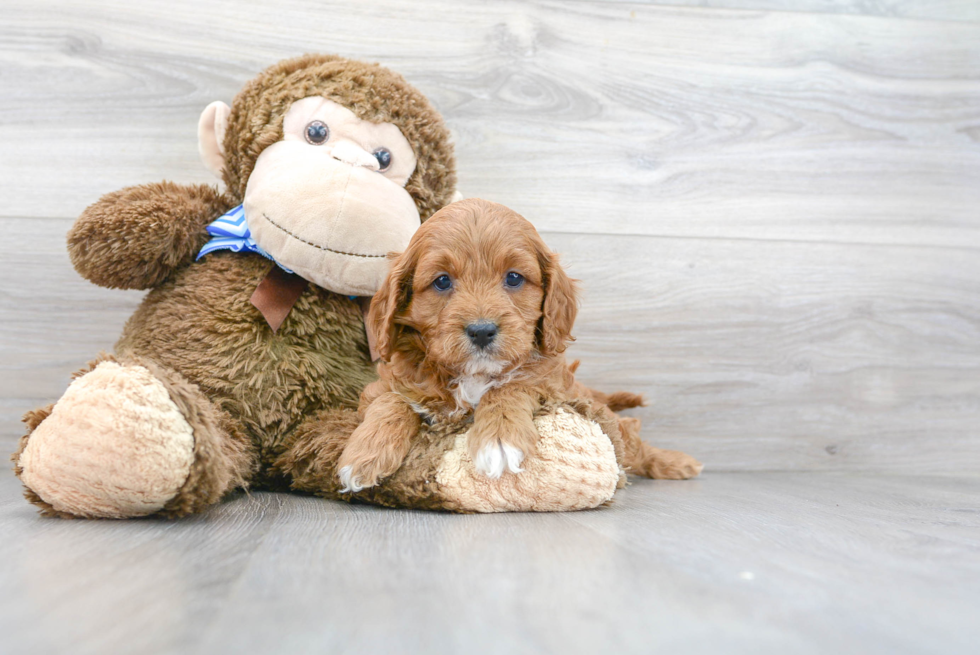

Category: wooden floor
[2, 469, 978, 655]
[2, 1, 979, 653]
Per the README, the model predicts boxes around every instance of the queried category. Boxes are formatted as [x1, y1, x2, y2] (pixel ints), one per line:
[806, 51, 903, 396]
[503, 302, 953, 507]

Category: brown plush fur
[13, 354, 260, 517]
[11, 404, 62, 518]
[15, 55, 457, 518]
[275, 406, 455, 511]
[114, 254, 378, 472]
[68, 182, 233, 290]
[222, 53, 456, 221]
[136, 357, 258, 518]
[66, 55, 457, 292]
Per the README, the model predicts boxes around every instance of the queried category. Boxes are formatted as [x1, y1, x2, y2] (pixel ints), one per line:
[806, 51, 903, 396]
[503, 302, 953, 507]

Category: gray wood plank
[0, 219, 980, 473]
[616, 1, 980, 23]
[553, 231, 980, 473]
[1, 1, 978, 248]
[2, 0, 978, 473]
[4, 218, 977, 473]
[2, 470, 978, 655]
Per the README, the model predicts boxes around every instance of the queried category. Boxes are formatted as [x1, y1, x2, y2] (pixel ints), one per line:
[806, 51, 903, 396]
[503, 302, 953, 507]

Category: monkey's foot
[16, 361, 196, 518]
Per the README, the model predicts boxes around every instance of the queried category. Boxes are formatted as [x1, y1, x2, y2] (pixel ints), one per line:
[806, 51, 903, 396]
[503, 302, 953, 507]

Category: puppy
[337, 198, 702, 492]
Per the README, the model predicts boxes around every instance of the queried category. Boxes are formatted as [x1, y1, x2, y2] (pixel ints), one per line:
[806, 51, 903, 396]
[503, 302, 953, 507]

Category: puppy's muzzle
[466, 322, 498, 350]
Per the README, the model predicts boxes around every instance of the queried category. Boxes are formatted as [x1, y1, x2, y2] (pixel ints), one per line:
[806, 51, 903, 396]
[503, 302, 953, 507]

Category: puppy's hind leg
[618, 416, 703, 480]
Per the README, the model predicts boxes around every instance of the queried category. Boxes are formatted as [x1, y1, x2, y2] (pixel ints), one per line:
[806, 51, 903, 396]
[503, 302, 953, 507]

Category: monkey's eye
[504, 272, 525, 289]
[432, 274, 453, 292]
[305, 121, 330, 145]
[373, 148, 392, 171]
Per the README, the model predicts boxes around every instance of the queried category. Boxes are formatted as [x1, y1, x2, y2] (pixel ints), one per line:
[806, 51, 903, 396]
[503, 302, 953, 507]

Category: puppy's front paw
[336, 417, 415, 493]
[467, 415, 536, 479]
[336, 454, 392, 493]
[337, 465, 375, 494]
[473, 441, 525, 479]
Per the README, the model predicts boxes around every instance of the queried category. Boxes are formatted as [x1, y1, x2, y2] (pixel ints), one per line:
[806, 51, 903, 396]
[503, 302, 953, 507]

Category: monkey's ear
[198, 101, 231, 178]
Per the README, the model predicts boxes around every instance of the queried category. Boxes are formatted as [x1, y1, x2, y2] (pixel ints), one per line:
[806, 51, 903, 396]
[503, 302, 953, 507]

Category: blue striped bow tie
[196, 205, 293, 273]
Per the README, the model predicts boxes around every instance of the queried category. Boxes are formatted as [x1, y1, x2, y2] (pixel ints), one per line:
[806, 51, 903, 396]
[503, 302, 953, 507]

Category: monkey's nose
[466, 322, 498, 350]
[328, 140, 380, 170]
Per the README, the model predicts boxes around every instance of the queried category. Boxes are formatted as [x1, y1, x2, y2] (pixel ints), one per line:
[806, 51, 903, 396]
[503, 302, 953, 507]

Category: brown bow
[250, 265, 379, 361]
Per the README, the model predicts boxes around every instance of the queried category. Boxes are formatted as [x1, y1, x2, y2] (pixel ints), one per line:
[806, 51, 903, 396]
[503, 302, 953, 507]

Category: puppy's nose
[466, 322, 498, 349]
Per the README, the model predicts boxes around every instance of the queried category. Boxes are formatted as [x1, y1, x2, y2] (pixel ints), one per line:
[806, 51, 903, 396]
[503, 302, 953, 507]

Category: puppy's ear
[368, 248, 418, 362]
[537, 248, 579, 357]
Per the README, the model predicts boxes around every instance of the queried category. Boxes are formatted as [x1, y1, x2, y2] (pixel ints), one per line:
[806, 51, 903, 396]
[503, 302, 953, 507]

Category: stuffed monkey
[13, 54, 457, 518]
[13, 54, 697, 518]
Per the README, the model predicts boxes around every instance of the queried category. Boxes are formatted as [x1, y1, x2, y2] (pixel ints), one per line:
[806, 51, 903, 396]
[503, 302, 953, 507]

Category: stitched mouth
[261, 213, 387, 259]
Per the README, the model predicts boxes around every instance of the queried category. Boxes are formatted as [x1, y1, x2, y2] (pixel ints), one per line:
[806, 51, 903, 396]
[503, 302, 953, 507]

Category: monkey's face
[198, 57, 457, 296]
[242, 97, 421, 296]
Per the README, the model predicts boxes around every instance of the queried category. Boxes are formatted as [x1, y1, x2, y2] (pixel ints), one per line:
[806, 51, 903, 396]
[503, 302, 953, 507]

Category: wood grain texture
[621, 1, 980, 22]
[556, 232, 980, 472]
[1, 0, 978, 473]
[2, 470, 979, 654]
[4, 219, 978, 472]
[2, 1, 978, 246]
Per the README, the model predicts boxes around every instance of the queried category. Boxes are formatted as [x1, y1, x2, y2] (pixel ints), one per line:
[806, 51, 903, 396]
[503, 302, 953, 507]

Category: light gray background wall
[2, 0, 978, 473]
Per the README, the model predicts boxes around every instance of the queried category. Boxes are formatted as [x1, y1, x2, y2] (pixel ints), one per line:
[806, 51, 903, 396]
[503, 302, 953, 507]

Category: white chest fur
[452, 375, 499, 408]
[451, 358, 512, 410]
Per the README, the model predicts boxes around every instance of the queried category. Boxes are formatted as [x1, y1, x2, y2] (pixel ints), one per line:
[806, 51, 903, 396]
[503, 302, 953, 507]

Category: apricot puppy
[336, 198, 701, 492]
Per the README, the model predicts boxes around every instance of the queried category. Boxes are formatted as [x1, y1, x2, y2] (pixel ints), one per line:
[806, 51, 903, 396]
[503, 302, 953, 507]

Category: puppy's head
[369, 198, 577, 374]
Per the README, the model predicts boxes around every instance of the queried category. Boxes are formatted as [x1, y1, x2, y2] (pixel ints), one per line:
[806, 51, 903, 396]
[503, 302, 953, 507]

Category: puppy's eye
[504, 272, 525, 289]
[373, 147, 392, 171]
[305, 121, 330, 145]
[432, 274, 453, 292]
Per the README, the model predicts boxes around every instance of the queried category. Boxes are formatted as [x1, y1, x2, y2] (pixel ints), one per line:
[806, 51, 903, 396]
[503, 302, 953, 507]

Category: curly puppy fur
[336, 199, 702, 491]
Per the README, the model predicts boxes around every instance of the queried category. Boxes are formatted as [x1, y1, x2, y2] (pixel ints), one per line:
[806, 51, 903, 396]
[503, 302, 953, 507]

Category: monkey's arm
[67, 181, 234, 290]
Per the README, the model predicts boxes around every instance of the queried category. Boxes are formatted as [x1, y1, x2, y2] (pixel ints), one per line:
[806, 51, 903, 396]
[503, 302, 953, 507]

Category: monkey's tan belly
[115, 252, 378, 463]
